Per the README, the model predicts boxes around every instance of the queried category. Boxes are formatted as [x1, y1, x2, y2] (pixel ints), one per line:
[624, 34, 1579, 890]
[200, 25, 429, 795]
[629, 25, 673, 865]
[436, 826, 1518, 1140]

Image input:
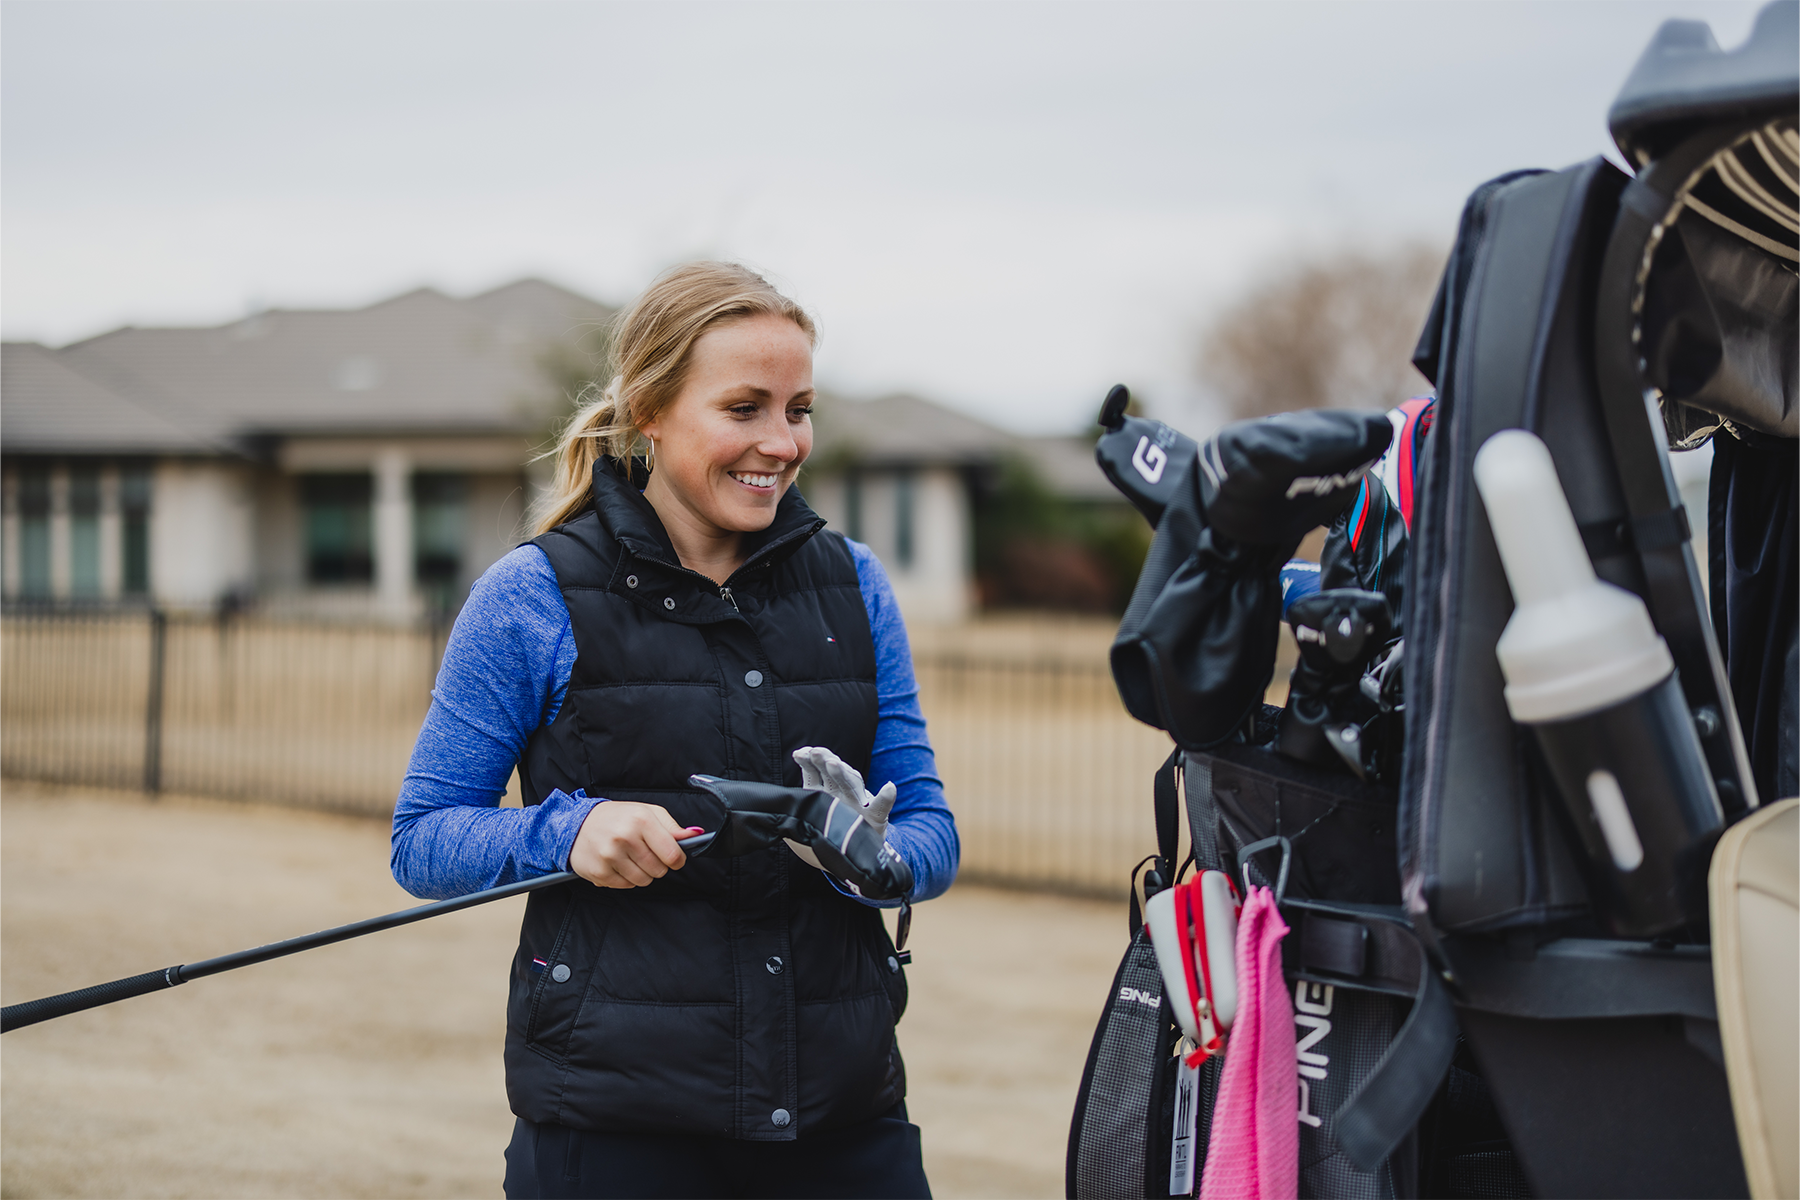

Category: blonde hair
[531, 262, 817, 535]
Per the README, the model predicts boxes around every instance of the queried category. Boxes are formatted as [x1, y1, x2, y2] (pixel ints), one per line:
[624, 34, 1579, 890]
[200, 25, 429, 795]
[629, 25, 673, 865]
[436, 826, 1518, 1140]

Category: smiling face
[638, 312, 815, 572]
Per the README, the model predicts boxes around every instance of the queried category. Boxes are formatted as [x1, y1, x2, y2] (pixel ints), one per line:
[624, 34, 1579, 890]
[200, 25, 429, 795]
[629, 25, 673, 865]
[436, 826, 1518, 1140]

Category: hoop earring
[646, 437, 655, 471]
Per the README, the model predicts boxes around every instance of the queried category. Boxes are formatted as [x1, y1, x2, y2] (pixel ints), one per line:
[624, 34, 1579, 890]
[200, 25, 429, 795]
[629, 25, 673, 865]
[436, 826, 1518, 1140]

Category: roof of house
[808, 394, 1119, 502]
[1013, 434, 1119, 502]
[3, 278, 612, 457]
[3, 280, 1126, 504]
[0, 342, 225, 455]
[809, 392, 1019, 468]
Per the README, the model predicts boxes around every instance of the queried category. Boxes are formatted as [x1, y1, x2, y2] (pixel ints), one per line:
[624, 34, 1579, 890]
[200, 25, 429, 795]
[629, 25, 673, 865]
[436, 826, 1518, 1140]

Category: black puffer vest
[504, 458, 906, 1141]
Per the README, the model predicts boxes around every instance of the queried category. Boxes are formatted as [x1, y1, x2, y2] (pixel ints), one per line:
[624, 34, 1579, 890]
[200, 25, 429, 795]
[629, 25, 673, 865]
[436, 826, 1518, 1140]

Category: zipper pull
[719, 586, 740, 612]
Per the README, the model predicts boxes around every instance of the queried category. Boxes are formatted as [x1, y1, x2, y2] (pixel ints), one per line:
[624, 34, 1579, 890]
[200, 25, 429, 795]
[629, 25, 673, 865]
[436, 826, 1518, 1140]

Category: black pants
[503, 1105, 932, 1200]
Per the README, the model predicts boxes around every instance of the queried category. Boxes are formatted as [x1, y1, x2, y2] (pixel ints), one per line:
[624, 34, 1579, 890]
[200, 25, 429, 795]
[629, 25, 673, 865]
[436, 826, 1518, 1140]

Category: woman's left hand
[788, 747, 899, 871]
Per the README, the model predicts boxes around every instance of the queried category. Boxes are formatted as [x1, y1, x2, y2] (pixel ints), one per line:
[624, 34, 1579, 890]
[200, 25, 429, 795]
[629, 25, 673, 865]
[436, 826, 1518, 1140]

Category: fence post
[144, 609, 167, 794]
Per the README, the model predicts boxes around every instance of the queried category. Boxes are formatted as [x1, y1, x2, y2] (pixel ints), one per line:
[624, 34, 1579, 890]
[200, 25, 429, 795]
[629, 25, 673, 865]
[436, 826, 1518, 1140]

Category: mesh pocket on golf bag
[1293, 981, 1413, 1200]
[1067, 930, 1178, 1199]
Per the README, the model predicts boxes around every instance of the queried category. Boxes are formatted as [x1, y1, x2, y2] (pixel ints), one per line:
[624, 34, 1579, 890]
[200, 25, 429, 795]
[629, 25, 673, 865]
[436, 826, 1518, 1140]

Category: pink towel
[1198, 886, 1297, 1200]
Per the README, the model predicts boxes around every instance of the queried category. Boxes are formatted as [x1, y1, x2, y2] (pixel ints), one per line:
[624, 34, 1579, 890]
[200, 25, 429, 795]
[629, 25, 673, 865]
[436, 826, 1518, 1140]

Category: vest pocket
[796, 990, 903, 1128]
[515, 889, 611, 1061]
[869, 917, 909, 1024]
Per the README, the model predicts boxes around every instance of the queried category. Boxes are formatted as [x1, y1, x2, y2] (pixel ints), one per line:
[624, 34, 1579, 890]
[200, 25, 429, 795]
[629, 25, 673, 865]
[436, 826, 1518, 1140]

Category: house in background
[2, 280, 610, 622]
[3, 279, 1125, 626]
[802, 394, 1017, 625]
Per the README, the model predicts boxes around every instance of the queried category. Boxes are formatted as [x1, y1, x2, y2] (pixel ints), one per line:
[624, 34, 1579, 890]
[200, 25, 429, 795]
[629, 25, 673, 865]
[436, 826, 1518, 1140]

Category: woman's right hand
[569, 801, 691, 888]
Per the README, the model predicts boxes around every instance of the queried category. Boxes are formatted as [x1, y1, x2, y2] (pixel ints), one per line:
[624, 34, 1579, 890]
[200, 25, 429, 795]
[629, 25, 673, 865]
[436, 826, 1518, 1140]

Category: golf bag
[1071, 5, 1794, 1196]
[1067, 750, 1221, 1200]
[1067, 740, 1518, 1200]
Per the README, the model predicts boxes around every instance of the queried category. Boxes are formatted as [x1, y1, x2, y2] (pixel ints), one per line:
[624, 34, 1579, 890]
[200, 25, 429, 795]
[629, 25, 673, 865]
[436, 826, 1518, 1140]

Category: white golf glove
[787, 746, 898, 874]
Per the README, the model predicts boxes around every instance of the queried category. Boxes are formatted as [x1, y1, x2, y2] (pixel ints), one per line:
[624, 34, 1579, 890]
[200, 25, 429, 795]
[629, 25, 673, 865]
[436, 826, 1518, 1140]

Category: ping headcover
[1144, 871, 1241, 1061]
[1199, 410, 1394, 547]
[687, 774, 914, 901]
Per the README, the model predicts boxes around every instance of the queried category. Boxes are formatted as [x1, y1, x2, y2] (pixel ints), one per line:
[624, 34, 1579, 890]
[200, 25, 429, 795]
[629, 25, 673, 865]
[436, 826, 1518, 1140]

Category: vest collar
[589, 456, 827, 583]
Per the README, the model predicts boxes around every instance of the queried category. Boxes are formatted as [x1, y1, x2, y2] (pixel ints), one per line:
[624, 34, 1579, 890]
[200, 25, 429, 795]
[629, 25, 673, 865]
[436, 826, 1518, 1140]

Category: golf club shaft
[1, 828, 717, 1034]
[0, 870, 578, 1033]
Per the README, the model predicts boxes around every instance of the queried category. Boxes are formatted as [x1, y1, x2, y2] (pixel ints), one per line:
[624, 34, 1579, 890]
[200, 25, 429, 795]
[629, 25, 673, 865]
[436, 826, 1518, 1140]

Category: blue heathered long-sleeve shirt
[390, 538, 959, 907]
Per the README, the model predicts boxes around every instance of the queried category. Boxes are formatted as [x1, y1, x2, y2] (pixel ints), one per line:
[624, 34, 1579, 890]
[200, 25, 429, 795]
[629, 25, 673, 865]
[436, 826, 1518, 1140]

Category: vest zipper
[719, 585, 740, 612]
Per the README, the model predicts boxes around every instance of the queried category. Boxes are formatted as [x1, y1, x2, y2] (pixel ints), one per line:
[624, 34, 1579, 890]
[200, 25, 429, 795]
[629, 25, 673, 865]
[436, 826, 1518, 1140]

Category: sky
[1, 0, 1766, 435]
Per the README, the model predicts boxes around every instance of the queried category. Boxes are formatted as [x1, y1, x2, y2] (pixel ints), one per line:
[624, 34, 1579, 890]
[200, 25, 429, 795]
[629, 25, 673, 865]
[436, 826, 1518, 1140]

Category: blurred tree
[532, 323, 615, 441]
[973, 456, 1152, 615]
[1197, 243, 1446, 420]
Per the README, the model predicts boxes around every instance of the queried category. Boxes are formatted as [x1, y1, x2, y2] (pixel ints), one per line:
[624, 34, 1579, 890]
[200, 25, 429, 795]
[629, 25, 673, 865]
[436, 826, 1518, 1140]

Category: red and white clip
[1145, 870, 1242, 1064]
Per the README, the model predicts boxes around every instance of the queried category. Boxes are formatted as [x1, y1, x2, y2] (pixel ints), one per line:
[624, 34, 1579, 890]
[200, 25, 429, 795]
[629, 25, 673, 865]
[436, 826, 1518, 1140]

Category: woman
[391, 262, 958, 1199]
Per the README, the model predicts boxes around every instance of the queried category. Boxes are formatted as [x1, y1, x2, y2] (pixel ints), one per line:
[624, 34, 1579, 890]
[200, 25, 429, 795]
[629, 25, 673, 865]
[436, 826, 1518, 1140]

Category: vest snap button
[663, 597, 676, 610]
[745, 670, 764, 688]
[551, 964, 571, 983]
[886, 955, 899, 973]
[765, 955, 783, 975]
[771, 1108, 791, 1128]
[625, 575, 638, 588]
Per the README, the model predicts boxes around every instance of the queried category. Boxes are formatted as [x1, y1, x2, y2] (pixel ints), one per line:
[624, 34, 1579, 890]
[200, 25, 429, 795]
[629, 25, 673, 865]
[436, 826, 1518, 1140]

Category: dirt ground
[1, 780, 1131, 1199]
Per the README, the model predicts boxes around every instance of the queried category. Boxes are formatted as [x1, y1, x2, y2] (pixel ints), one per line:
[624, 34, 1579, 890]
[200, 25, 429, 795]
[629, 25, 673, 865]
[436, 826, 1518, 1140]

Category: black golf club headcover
[1278, 589, 1396, 779]
[686, 774, 914, 901]
[1094, 384, 1201, 528]
[1109, 410, 1392, 751]
[1286, 588, 1395, 675]
[1198, 410, 1394, 547]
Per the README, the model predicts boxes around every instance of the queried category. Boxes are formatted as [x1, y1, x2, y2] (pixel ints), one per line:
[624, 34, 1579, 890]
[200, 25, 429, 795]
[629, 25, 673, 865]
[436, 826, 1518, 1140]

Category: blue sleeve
[848, 538, 961, 905]
[390, 545, 593, 899]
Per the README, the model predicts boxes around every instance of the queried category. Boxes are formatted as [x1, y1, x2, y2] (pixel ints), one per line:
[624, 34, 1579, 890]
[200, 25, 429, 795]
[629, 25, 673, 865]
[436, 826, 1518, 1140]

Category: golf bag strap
[1280, 900, 1459, 1173]
[1124, 749, 1187, 935]
[1183, 751, 1221, 870]
[1154, 747, 1181, 868]
[1281, 901, 1419, 996]
[1579, 505, 1692, 561]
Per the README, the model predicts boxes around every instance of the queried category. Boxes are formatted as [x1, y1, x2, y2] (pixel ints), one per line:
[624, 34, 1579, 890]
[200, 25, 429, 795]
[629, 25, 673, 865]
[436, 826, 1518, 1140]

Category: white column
[924, 467, 972, 622]
[49, 465, 71, 600]
[147, 462, 254, 611]
[373, 446, 413, 622]
[99, 465, 123, 600]
[886, 467, 971, 625]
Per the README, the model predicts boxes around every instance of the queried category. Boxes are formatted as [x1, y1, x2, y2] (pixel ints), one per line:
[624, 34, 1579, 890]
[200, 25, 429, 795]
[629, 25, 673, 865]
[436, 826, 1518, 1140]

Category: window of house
[19, 468, 50, 598]
[301, 473, 373, 584]
[68, 467, 101, 598]
[845, 471, 863, 542]
[895, 469, 915, 569]
[412, 473, 466, 587]
[120, 465, 151, 596]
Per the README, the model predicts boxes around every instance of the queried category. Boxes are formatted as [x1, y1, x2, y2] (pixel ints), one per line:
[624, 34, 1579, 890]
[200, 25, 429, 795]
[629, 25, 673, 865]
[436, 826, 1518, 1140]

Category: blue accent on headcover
[1280, 559, 1323, 616]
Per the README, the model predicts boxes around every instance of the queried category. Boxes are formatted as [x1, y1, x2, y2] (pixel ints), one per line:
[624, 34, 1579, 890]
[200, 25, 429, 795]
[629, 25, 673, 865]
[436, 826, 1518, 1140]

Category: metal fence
[2, 608, 445, 815]
[2, 608, 1171, 894]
